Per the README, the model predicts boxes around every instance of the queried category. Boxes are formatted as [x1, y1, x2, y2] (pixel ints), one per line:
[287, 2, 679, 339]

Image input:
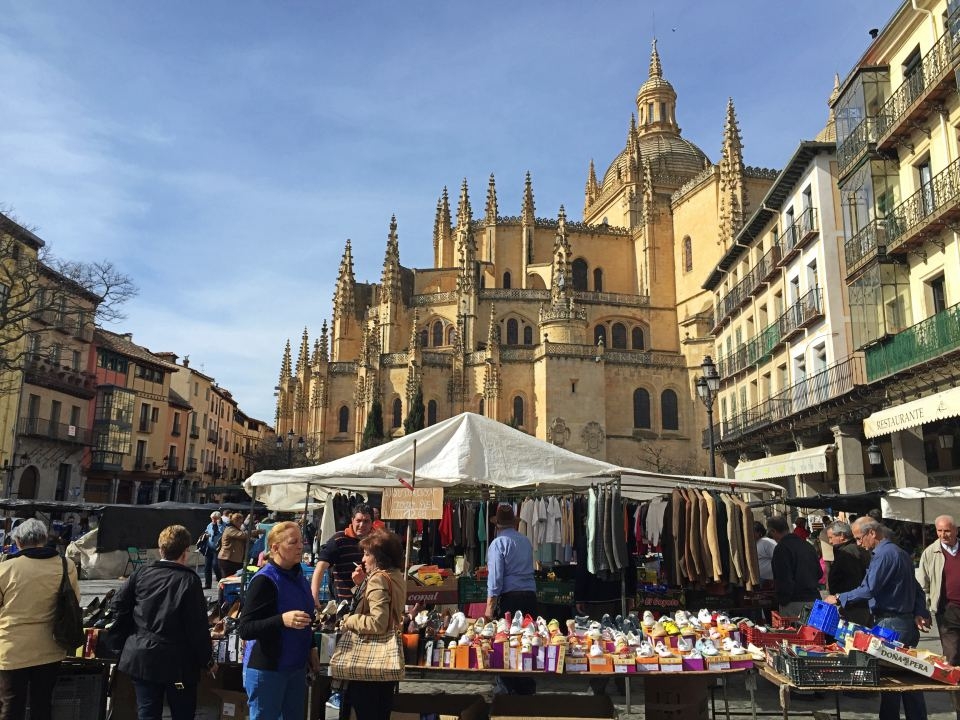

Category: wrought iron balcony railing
[865, 301, 960, 381]
[18, 417, 92, 445]
[844, 219, 888, 277]
[838, 117, 881, 177]
[884, 156, 960, 254]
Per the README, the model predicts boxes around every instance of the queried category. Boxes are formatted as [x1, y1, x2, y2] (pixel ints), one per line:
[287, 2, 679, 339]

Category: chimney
[183, 355, 190, 368]
[869, 28, 879, 39]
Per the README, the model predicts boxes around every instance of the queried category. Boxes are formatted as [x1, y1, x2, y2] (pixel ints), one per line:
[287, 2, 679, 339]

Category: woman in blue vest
[239, 522, 319, 719]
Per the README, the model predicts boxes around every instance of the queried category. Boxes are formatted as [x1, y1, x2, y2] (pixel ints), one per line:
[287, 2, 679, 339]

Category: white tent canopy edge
[244, 413, 784, 509]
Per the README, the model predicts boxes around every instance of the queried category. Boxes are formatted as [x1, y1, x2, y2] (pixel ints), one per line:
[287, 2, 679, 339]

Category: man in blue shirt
[825, 517, 930, 720]
[485, 504, 536, 695]
[202, 511, 224, 589]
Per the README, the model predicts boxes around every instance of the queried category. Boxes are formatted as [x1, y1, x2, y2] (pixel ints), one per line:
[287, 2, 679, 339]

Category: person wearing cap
[485, 503, 537, 696]
[201, 511, 224, 589]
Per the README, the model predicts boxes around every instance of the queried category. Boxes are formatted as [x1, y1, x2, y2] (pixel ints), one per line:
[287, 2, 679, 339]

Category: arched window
[392, 398, 402, 428]
[506, 319, 519, 345]
[512, 396, 525, 427]
[593, 268, 603, 292]
[432, 321, 443, 347]
[523, 326, 533, 345]
[661, 389, 679, 431]
[427, 399, 438, 426]
[611, 322, 627, 349]
[478, 398, 485, 416]
[447, 326, 456, 345]
[419, 329, 429, 348]
[683, 236, 693, 273]
[572, 258, 588, 291]
[594, 325, 607, 346]
[503, 271, 511, 289]
[633, 389, 651, 429]
[632, 327, 645, 350]
[338, 405, 349, 433]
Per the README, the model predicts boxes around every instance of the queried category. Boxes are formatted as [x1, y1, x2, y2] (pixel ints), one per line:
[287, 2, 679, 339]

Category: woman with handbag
[0, 518, 79, 720]
[334, 529, 406, 720]
[239, 522, 320, 720]
[218, 512, 251, 579]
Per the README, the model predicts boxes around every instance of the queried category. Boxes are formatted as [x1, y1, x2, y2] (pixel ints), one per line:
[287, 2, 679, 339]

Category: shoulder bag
[329, 571, 404, 682]
[53, 557, 85, 651]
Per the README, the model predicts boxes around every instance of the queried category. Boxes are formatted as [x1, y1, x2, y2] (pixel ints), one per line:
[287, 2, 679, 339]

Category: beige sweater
[0, 553, 80, 669]
[341, 568, 405, 636]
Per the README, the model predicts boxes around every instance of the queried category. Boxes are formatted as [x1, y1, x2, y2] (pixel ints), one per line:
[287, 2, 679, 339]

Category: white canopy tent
[244, 413, 784, 508]
[881, 486, 960, 524]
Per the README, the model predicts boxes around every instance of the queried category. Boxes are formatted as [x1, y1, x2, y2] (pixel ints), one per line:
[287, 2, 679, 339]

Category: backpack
[53, 557, 84, 651]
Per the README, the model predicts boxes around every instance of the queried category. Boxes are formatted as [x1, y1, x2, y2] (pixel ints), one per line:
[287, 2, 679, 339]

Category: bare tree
[0, 212, 138, 394]
[633, 442, 701, 475]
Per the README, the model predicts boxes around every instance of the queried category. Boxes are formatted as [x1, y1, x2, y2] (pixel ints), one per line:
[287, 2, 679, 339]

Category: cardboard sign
[382, 487, 444, 520]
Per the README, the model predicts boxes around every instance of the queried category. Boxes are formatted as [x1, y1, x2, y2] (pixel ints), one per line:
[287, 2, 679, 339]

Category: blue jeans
[131, 678, 197, 720]
[874, 614, 927, 720]
[204, 547, 221, 588]
[243, 666, 306, 720]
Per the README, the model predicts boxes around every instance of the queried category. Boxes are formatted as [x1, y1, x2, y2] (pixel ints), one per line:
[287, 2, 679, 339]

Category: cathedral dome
[601, 134, 709, 190]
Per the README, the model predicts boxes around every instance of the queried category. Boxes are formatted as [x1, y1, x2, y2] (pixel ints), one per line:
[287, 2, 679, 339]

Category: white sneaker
[625, 631, 641, 646]
[642, 610, 655, 627]
[636, 641, 655, 658]
[697, 638, 719, 656]
[589, 642, 605, 657]
[725, 640, 746, 655]
[481, 622, 495, 638]
[654, 641, 673, 658]
[746, 643, 766, 660]
[677, 636, 693, 652]
[698, 608, 713, 624]
[510, 610, 523, 634]
[687, 648, 703, 659]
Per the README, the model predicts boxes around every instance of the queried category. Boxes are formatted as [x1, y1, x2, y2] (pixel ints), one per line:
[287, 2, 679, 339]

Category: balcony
[884, 156, 960, 255]
[189, 425, 200, 439]
[171, 426, 181, 437]
[779, 208, 820, 265]
[865, 301, 960, 381]
[712, 244, 783, 332]
[133, 456, 154, 472]
[17, 417, 92, 445]
[837, 117, 881, 178]
[844, 219, 888, 277]
[89, 451, 124, 472]
[207, 429, 219, 443]
[22, 355, 97, 399]
[876, 29, 956, 152]
[779, 287, 823, 341]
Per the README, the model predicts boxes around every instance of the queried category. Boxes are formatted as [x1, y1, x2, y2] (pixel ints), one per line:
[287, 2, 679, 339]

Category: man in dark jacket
[767, 516, 821, 618]
[111, 525, 211, 720]
[826, 520, 871, 626]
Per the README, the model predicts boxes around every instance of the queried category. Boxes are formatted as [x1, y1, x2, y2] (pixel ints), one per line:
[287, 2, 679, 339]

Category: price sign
[381, 487, 444, 520]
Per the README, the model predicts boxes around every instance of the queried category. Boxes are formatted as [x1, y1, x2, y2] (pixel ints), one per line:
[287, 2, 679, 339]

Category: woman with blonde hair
[218, 512, 251, 578]
[339, 529, 406, 720]
[239, 521, 319, 720]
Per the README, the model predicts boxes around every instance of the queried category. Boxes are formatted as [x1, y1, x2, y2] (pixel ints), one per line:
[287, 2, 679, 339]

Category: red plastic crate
[739, 622, 826, 648]
[770, 611, 800, 629]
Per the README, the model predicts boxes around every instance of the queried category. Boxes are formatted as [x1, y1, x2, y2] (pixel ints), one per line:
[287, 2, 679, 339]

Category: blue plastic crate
[806, 600, 840, 636]
[869, 624, 901, 643]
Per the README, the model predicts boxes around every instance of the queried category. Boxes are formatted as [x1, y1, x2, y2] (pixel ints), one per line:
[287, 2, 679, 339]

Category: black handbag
[53, 557, 85, 651]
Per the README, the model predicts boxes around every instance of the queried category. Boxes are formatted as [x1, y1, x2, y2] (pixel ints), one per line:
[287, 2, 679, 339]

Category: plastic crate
[458, 577, 488, 604]
[781, 649, 879, 687]
[770, 610, 800, 629]
[869, 624, 901, 642]
[536, 580, 574, 605]
[739, 622, 826, 648]
[806, 600, 840, 636]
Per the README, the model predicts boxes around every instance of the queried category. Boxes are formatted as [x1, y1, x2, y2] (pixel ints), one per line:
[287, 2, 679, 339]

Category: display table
[403, 663, 756, 719]
[758, 664, 960, 720]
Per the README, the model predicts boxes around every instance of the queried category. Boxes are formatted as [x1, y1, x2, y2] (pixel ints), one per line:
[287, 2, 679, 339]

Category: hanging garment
[319, 494, 338, 546]
[610, 486, 626, 571]
[683, 489, 701, 582]
[599, 487, 613, 574]
[671, 489, 685, 583]
[723, 494, 744, 586]
[661, 495, 676, 585]
[477, 502, 488, 566]
[587, 487, 598, 574]
[544, 496, 562, 545]
[438, 502, 453, 547]
[702, 490, 722, 582]
[712, 491, 731, 581]
[696, 491, 714, 582]
[736, 497, 761, 590]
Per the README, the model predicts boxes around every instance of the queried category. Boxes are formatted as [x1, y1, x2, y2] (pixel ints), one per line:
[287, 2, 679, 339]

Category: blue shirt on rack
[486, 528, 536, 598]
[838, 539, 929, 618]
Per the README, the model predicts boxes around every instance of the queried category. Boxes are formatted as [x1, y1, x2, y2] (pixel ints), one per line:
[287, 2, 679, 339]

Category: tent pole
[302, 483, 311, 533]
[239, 487, 257, 608]
[404, 440, 417, 575]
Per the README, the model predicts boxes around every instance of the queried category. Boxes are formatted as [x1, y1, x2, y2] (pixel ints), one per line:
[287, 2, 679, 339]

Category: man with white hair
[919, 514, 960, 665]
[201, 511, 224, 589]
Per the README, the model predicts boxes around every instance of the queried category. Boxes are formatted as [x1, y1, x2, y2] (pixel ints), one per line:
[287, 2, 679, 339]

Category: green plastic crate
[458, 577, 488, 604]
[536, 580, 574, 606]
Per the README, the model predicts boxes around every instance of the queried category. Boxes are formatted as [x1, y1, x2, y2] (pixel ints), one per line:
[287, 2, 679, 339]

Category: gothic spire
[485, 173, 498, 224]
[551, 205, 573, 304]
[279, 339, 292, 383]
[333, 239, 356, 318]
[521, 171, 535, 225]
[311, 339, 320, 365]
[456, 178, 472, 230]
[433, 187, 452, 256]
[718, 97, 747, 245]
[295, 327, 309, 376]
[648, 38, 662, 79]
[319, 320, 329, 362]
[584, 159, 599, 215]
[487, 303, 499, 348]
[381, 214, 401, 305]
[455, 179, 477, 287]
[409, 309, 420, 352]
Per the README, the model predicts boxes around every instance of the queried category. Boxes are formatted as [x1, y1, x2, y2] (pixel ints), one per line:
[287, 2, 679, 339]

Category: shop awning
[864, 386, 960, 438]
[734, 444, 832, 481]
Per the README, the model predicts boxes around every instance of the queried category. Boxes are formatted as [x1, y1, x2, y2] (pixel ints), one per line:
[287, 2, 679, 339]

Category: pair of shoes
[326, 692, 341, 710]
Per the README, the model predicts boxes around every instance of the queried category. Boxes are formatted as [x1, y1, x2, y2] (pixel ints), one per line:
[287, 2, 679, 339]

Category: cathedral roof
[600, 134, 709, 190]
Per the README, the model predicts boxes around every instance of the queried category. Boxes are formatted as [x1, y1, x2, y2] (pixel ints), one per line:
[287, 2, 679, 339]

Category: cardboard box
[454, 644, 470, 669]
[546, 645, 565, 673]
[730, 656, 755, 670]
[489, 642, 505, 669]
[588, 655, 613, 673]
[406, 576, 459, 605]
[315, 632, 337, 664]
[565, 656, 589, 673]
[490, 694, 615, 720]
[658, 656, 683, 672]
[705, 655, 731, 671]
[682, 656, 705, 671]
[391, 693, 487, 720]
[613, 656, 636, 673]
[864, 637, 960, 685]
[213, 690, 248, 720]
[636, 656, 660, 672]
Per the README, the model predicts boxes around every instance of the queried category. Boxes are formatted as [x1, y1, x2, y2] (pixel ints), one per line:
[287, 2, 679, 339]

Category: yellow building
[834, 0, 960, 488]
[276, 43, 778, 475]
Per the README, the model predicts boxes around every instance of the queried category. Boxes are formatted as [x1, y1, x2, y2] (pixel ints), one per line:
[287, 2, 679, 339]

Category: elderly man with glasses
[825, 517, 930, 720]
[918, 514, 960, 666]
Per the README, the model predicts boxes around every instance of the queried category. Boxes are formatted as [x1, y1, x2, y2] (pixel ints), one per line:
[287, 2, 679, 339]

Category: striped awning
[864, 386, 960, 439]
[734, 445, 832, 482]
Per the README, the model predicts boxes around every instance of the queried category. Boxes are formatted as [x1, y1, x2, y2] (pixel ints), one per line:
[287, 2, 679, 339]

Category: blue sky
[0, 1, 902, 423]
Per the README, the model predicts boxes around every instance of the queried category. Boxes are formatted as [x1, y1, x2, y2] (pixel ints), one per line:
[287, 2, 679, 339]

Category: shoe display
[547, 618, 560, 636]
[746, 643, 766, 660]
[589, 642, 605, 657]
[697, 608, 713, 625]
[676, 636, 693, 653]
[725, 639, 746, 655]
[636, 641, 655, 658]
[642, 610, 655, 628]
[566, 619, 577, 636]
[661, 619, 680, 635]
[574, 614, 591, 631]
[697, 638, 719, 656]
[654, 641, 673, 658]
[650, 620, 667, 638]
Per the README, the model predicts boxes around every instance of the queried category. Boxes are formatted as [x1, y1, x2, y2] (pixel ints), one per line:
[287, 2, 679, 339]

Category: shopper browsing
[201, 511, 224, 589]
[239, 522, 320, 720]
[111, 525, 211, 720]
[918, 514, 960, 665]
[766, 515, 820, 618]
[218, 512, 252, 579]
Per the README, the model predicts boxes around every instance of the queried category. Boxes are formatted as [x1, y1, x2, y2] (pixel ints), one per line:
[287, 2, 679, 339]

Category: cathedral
[274, 41, 779, 475]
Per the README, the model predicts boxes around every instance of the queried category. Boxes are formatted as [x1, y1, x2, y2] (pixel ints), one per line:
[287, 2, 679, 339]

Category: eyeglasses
[854, 529, 874, 544]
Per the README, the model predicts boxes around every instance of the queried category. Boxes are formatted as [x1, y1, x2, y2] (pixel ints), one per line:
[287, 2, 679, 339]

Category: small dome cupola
[635, 39, 679, 137]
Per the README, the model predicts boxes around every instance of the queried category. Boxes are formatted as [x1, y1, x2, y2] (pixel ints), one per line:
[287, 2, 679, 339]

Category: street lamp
[866, 442, 883, 467]
[276, 429, 305, 468]
[696, 355, 721, 477]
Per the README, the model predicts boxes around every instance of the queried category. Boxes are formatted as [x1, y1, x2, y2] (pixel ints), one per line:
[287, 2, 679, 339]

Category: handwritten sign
[381, 487, 444, 520]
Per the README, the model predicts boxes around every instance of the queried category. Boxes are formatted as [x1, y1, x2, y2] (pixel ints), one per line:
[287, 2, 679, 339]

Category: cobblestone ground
[79, 577, 960, 720]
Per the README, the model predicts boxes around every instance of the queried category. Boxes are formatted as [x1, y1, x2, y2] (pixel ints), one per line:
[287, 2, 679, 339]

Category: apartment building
[834, 0, 960, 488]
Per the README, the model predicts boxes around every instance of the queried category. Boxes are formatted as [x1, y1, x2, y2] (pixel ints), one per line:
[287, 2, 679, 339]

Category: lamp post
[276, 429, 306, 468]
[696, 355, 721, 477]
[2, 453, 30, 498]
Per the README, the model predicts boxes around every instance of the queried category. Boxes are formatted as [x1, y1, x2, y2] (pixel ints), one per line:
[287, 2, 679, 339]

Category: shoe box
[389, 693, 487, 720]
[490, 694, 616, 720]
[213, 689, 249, 720]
